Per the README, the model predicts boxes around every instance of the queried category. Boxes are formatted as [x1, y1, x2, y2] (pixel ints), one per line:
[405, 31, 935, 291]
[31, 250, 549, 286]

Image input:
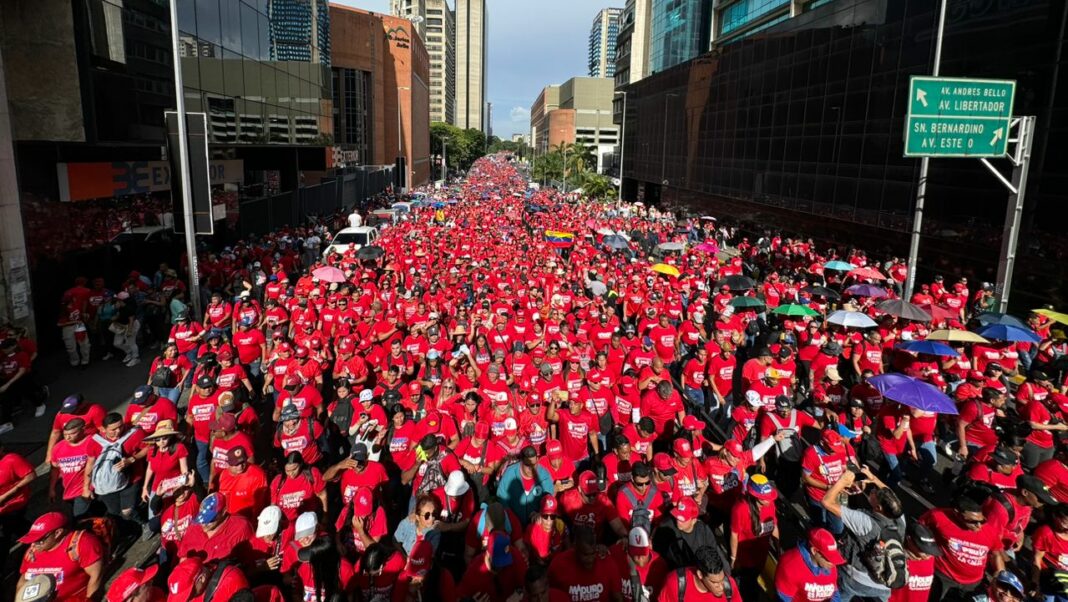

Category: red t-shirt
[0, 452, 34, 513]
[456, 553, 529, 602]
[1033, 525, 1068, 571]
[270, 468, 325, 520]
[339, 462, 390, 504]
[559, 488, 620, 535]
[774, 547, 839, 602]
[730, 499, 777, 569]
[958, 401, 998, 448]
[1036, 459, 1068, 504]
[52, 405, 106, 435]
[147, 445, 188, 493]
[51, 437, 92, 499]
[659, 569, 742, 602]
[274, 420, 324, 465]
[20, 530, 104, 601]
[187, 392, 219, 442]
[888, 557, 935, 602]
[352, 550, 406, 601]
[548, 548, 623, 601]
[920, 508, 1004, 585]
[179, 515, 256, 565]
[557, 409, 598, 461]
[233, 329, 266, 365]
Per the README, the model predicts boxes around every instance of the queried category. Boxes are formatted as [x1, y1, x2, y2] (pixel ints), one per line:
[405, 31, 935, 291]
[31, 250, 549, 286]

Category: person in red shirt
[967, 445, 1025, 491]
[46, 393, 106, 464]
[1035, 446, 1068, 504]
[548, 392, 600, 463]
[682, 347, 709, 407]
[49, 417, 94, 517]
[956, 387, 1007, 461]
[548, 525, 623, 601]
[559, 470, 628, 539]
[801, 430, 855, 535]
[178, 491, 257, 566]
[17, 511, 104, 602]
[524, 494, 569, 565]
[920, 496, 1006, 599]
[274, 404, 324, 466]
[659, 544, 743, 602]
[166, 556, 250, 602]
[852, 331, 885, 376]
[186, 375, 219, 484]
[887, 522, 942, 602]
[774, 528, 845, 602]
[457, 531, 529, 602]
[640, 381, 685, 439]
[105, 565, 164, 602]
[610, 526, 668, 602]
[217, 447, 269, 520]
[1031, 504, 1068, 595]
[270, 451, 327, 522]
[707, 342, 737, 409]
[729, 474, 778, 602]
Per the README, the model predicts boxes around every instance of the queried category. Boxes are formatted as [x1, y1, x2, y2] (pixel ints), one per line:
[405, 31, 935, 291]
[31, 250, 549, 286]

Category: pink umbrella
[694, 242, 719, 254]
[848, 266, 887, 281]
[312, 266, 346, 283]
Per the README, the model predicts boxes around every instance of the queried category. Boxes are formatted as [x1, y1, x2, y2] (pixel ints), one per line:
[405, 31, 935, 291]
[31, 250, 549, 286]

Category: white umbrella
[827, 310, 878, 329]
[657, 242, 686, 252]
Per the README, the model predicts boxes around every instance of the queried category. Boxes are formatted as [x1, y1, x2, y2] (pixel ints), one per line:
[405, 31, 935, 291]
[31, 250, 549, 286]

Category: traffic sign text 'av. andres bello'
[904, 76, 1016, 158]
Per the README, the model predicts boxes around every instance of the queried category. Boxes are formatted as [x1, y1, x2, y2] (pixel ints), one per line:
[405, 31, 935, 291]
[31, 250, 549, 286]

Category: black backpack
[841, 512, 908, 589]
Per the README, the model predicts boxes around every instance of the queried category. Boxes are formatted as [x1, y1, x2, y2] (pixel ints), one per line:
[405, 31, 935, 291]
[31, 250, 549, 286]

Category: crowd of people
[4, 155, 1068, 602]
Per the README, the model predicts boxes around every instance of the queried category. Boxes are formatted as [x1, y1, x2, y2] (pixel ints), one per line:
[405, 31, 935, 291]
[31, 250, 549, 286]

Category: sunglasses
[541, 513, 556, 520]
[421, 511, 435, 520]
[633, 480, 651, 487]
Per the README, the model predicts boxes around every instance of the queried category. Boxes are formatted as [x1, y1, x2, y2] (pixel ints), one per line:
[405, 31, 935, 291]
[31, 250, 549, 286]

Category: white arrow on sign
[990, 127, 1003, 146]
[916, 88, 928, 108]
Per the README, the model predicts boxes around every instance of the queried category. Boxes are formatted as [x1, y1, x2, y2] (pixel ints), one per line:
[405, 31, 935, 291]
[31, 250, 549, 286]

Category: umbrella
[773, 304, 820, 317]
[602, 235, 630, 250]
[587, 281, 607, 296]
[1034, 308, 1068, 326]
[883, 379, 958, 415]
[845, 284, 889, 298]
[432, 202, 446, 209]
[729, 296, 766, 310]
[918, 304, 958, 322]
[926, 329, 989, 344]
[848, 267, 887, 281]
[657, 242, 686, 252]
[897, 340, 960, 357]
[700, 216, 717, 221]
[714, 275, 756, 291]
[975, 312, 1028, 328]
[826, 310, 878, 329]
[651, 263, 680, 277]
[867, 373, 914, 395]
[694, 242, 719, 253]
[311, 266, 346, 283]
[875, 299, 933, 322]
[824, 260, 857, 271]
[596, 228, 616, 236]
[976, 324, 1041, 344]
[717, 246, 742, 259]
[801, 285, 841, 300]
[357, 246, 385, 260]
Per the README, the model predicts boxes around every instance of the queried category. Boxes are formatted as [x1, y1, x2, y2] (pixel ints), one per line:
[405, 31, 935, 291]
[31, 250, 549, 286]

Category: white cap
[294, 511, 317, 540]
[256, 505, 282, 538]
[358, 389, 374, 402]
[745, 390, 762, 407]
[444, 470, 470, 496]
[628, 526, 651, 548]
[503, 417, 518, 431]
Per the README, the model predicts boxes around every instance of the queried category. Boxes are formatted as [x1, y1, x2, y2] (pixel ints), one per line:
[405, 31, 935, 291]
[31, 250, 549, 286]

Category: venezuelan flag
[544, 230, 575, 248]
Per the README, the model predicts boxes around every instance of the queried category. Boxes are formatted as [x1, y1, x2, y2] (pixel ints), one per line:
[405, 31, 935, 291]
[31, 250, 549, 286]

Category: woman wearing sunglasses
[393, 493, 442, 556]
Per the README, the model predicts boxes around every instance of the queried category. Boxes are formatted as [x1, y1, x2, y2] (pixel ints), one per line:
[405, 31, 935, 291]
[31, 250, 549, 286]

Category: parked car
[322, 226, 379, 258]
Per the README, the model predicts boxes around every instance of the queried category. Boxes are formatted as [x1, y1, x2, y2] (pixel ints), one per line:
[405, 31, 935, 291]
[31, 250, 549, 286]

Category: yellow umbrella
[1034, 308, 1068, 325]
[926, 329, 989, 344]
[651, 263, 680, 277]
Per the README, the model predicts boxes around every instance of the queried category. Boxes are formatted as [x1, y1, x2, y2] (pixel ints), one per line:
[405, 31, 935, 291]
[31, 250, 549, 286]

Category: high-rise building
[269, 0, 331, 64]
[588, 8, 622, 78]
[455, 0, 487, 132]
[648, 0, 710, 74]
[613, 0, 651, 88]
[390, 0, 455, 125]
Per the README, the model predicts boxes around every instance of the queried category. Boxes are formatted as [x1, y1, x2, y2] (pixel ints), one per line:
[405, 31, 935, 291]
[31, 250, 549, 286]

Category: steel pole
[168, 0, 201, 317]
[995, 116, 1035, 312]
[904, 0, 948, 300]
[616, 91, 627, 201]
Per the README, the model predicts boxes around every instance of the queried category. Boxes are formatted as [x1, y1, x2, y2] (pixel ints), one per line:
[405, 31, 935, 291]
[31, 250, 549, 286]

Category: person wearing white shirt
[347, 210, 363, 228]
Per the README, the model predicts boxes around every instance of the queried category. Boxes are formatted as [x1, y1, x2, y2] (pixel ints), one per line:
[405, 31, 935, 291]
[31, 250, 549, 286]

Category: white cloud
[509, 106, 530, 122]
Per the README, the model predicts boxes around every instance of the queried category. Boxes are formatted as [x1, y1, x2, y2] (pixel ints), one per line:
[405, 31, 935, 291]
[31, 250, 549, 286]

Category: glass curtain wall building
[648, 0, 711, 73]
[621, 0, 1068, 307]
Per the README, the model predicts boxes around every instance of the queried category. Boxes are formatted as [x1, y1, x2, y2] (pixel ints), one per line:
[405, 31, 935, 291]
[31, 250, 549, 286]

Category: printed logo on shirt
[804, 582, 836, 601]
[948, 538, 989, 566]
[569, 584, 605, 601]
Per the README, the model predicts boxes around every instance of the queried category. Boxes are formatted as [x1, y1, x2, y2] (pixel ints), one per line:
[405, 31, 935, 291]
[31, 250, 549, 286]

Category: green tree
[532, 150, 564, 184]
[578, 172, 615, 199]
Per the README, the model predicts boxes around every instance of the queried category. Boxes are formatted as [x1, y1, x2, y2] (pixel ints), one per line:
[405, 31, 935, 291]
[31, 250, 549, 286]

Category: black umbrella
[357, 245, 385, 260]
[714, 275, 756, 291]
[802, 285, 841, 300]
[602, 235, 630, 250]
[875, 299, 932, 322]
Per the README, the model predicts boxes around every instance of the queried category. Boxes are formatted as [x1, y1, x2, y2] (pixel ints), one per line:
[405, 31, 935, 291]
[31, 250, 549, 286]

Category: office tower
[455, 0, 486, 132]
[269, 0, 331, 64]
[648, 0, 710, 73]
[391, 0, 455, 124]
[588, 8, 622, 78]
[614, 0, 651, 87]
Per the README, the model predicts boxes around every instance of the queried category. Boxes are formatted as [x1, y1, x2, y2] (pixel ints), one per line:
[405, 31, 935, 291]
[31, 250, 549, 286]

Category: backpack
[621, 483, 658, 534]
[151, 365, 175, 388]
[842, 511, 908, 589]
[957, 480, 1016, 524]
[90, 430, 136, 495]
[204, 561, 252, 602]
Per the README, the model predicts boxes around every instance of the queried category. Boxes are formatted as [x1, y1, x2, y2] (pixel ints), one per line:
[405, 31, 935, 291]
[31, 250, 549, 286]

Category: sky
[332, 0, 622, 138]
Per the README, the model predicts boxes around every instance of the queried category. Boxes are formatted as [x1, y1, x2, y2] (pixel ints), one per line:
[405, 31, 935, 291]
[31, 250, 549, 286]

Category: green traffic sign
[904, 76, 1016, 158]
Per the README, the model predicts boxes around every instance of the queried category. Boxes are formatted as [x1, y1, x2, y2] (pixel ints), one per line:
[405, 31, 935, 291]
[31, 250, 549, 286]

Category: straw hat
[145, 419, 181, 440]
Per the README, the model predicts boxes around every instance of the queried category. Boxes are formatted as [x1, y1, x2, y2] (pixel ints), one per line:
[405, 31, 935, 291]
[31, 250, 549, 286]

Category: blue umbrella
[897, 340, 960, 357]
[432, 202, 446, 209]
[976, 324, 1041, 344]
[975, 312, 1028, 328]
[845, 284, 889, 298]
[883, 379, 958, 415]
[824, 260, 857, 271]
[867, 373, 914, 395]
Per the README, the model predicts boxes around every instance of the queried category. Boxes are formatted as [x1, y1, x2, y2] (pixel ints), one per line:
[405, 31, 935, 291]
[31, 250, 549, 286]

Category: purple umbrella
[845, 284, 889, 298]
[883, 379, 958, 415]
[867, 373, 913, 395]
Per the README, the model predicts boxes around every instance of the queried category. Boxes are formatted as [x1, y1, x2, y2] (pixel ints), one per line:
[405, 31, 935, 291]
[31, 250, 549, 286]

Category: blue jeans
[839, 569, 891, 602]
[809, 500, 844, 535]
[883, 452, 902, 488]
[919, 440, 938, 475]
[194, 439, 211, 485]
[208, 327, 230, 342]
[183, 350, 198, 387]
[157, 387, 181, 403]
[685, 386, 706, 408]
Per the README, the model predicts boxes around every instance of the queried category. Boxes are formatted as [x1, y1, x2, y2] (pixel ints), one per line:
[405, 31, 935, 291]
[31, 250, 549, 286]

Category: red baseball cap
[541, 495, 559, 514]
[673, 438, 694, 459]
[628, 526, 652, 557]
[723, 440, 744, 457]
[546, 440, 563, 458]
[403, 539, 434, 579]
[653, 452, 677, 475]
[969, 370, 985, 381]
[473, 422, 490, 441]
[352, 486, 374, 517]
[167, 557, 205, 602]
[671, 497, 699, 522]
[821, 429, 845, 451]
[19, 512, 68, 544]
[682, 415, 706, 431]
[578, 470, 604, 495]
[808, 528, 847, 564]
[107, 565, 159, 602]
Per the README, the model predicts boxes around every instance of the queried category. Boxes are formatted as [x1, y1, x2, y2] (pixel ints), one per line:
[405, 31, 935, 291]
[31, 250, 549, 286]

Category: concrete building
[588, 8, 622, 78]
[455, 0, 487, 132]
[648, 0, 711, 74]
[614, 0, 651, 89]
[390, 0, 455, 125]
[330, 4, 431, 189]
[530, 77, 618, 173]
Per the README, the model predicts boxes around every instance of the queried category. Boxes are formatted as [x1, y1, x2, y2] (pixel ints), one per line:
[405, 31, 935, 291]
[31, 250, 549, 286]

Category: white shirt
[347, 212, 363, 228]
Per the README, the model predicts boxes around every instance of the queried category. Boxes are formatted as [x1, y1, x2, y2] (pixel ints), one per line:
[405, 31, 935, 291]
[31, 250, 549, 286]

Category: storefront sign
[57, 159, 244, 202]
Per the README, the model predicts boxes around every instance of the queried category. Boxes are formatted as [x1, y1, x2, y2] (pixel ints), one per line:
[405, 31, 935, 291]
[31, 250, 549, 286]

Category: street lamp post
[661, 93, 678, 204]
[614, 90, 627, 201]
[398, 85, 411, 192]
